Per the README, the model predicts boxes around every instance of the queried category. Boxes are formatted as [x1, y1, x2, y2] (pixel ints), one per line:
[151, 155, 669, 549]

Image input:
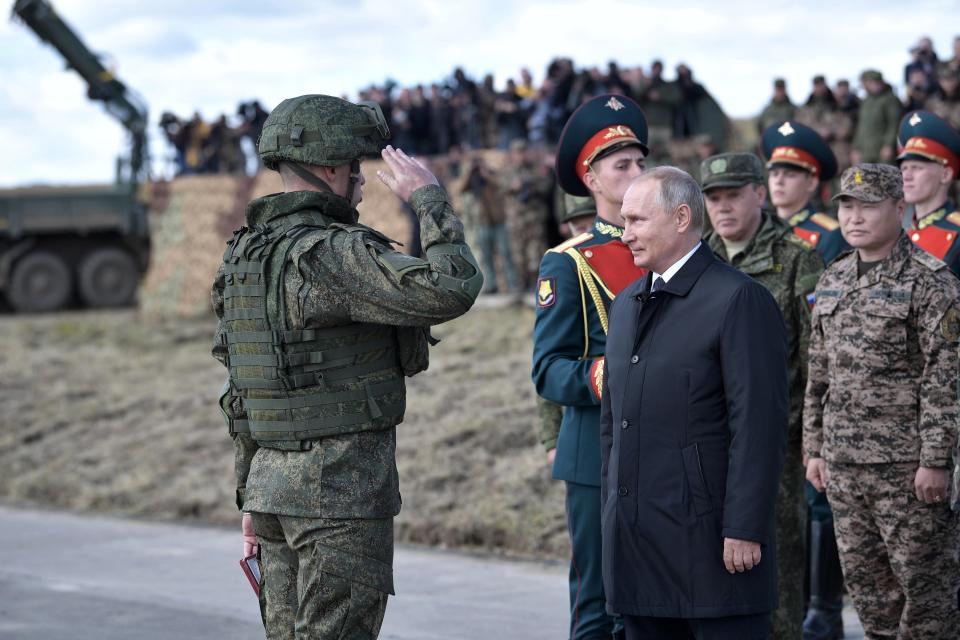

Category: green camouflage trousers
[772, 447, 806, 640]
[827, 462, 960, 639]
[251, 512, 393, 640]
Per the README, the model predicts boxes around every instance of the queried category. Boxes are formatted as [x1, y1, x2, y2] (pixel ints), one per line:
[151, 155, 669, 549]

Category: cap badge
[909, 112, 923, 127]
[778, 122, 795, 137]
[602, 125, 634, 140]
[709, 158, 727, 174]
[605, 97, 625, 111]
[854, 171, 863, 184]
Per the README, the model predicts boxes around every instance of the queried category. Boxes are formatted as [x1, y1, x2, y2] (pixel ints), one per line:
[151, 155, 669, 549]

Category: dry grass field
[0, 305, 568, 559]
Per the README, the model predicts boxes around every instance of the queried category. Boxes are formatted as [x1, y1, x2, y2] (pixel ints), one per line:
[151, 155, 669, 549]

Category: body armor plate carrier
[220, 210, 405, 444]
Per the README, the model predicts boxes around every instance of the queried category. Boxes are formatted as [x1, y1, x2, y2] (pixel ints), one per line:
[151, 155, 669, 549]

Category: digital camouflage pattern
[804, 231, 960, 640]
[252, 512, 393, 639]
[832, 163, 904, 203]
[503, 158, 553, 290]
[537, 394, 563, 452]
[212, 183, 481, 639]
[706, 211, 824, 640]
[826, 463, 959, 639]
[258, 94, 388, 169]
[699, 152, 765, 191]
[804, 233, 960, 465]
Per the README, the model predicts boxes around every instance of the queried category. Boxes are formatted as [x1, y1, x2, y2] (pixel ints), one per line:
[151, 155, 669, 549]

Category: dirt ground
[0, 305, 568, 559]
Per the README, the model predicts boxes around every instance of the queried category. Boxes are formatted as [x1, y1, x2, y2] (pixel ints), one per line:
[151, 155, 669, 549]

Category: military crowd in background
[160, 35, 960, 296]
[158, 100, 269, 176]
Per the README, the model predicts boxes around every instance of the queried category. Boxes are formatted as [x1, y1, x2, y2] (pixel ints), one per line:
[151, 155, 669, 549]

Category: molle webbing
[221, 213, 404, 441]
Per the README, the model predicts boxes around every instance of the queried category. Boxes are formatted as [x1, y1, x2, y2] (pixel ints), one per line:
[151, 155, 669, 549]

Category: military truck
[2, 0, 150, 312]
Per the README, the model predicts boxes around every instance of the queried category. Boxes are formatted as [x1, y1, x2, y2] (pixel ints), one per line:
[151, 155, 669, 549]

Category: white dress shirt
[651, 241, 701, 285]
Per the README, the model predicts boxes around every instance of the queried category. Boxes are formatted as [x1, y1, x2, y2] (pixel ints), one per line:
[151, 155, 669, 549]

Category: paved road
[0, 506, 863, 639]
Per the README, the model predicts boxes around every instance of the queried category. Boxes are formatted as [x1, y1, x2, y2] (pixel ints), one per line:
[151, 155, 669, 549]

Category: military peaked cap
[555, 94, 649, 196]
[896, 110, 960, 179]
[761, 120, 838, 181]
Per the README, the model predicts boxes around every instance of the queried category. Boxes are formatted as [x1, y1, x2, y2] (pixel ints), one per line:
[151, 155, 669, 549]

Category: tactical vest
[219, 209, 405, 444]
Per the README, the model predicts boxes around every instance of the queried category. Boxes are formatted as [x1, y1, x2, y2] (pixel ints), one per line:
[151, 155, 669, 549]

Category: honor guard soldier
[763, 119, 848, 639]
[532, 94, 649, 640]
[897, 109, 960, 276]
[763, 120, 851, 263]
[805, 164, 960, 639]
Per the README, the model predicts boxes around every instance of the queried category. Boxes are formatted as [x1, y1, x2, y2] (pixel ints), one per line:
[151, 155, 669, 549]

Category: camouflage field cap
[258, 94, 391, 170]
[560, 194, 597, 223]
[832, 163, 904, 203]
[700, 152, 764, 191]
[861, 69, 884, 83]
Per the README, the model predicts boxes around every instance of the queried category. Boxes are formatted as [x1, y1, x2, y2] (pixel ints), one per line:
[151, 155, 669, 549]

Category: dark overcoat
[600, 243, 789, 618]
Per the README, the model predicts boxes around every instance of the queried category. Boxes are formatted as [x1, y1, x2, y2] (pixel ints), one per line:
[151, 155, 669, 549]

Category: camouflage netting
[140, 161, 412, 318]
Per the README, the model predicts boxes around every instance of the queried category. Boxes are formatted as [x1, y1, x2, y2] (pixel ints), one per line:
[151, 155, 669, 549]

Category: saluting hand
[723, 537, 761, 574]
[377, 145, 439, 202]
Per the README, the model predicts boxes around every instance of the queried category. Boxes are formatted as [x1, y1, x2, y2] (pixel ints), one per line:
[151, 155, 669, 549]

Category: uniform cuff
[588, 358, 605, 402]
[410, 184, 449, 211]
[542, 436, 558, 452]
[236, 488, 246, 511]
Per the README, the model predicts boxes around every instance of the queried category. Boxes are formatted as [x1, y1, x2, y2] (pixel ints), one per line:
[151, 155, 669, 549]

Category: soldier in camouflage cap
[212, 94, 482, 639]
[805, 163, 960, 639]
[701, 152, 824, 640]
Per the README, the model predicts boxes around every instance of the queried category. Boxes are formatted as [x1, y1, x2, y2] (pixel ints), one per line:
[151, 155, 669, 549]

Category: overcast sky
[1, 0, 958, 187]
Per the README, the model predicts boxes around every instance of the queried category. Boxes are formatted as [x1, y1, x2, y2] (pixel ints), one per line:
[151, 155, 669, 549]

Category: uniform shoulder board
[547, 232, 593, 254]
[947, 212, 960, 227]
[912, 248, 948, 271]
[810, 213, 840, 231]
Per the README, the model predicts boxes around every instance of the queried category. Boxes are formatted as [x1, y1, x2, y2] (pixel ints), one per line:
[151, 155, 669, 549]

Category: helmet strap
[345, 159, 361, 204]
[286, 162, 336, 195]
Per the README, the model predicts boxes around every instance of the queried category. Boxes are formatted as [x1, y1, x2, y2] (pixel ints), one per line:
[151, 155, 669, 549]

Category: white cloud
[0, 0, 958, 186]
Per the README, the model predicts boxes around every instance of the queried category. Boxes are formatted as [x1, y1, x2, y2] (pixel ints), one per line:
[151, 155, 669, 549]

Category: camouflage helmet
[258, 94, 391, 170]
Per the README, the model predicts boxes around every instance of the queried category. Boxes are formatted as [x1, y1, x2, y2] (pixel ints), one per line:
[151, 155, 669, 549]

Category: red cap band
[768, 146, 822, 176]
[575, 125, 640, 184]
[900, 136, 960, 177]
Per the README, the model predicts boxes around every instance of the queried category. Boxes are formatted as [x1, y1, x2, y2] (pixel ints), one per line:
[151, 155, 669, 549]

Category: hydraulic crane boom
[11, 0, 149, 185]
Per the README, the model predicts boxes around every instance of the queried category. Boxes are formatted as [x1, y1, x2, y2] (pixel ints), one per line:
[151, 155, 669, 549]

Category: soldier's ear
[942, 165, 955, 185]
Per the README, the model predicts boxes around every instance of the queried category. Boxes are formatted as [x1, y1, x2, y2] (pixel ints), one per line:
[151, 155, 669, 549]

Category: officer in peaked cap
[897, 109, 960, 276]
[762, 120, 851, 264]
[762, 120, 850, 640]
[532, 94, 650, 640]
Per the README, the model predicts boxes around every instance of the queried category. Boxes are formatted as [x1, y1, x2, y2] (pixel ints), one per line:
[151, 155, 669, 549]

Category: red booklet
[240, 554, 261, 596]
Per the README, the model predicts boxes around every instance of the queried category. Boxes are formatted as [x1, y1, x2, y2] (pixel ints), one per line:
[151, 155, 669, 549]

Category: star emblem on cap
[854, 171, 863, 184]
[909, 112, 923, 127]
[605, 97, 625, 111]
[778, 122, 795, 137]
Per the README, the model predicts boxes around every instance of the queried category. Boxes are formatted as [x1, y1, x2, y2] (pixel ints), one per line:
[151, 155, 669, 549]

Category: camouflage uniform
[212, 95, 482, 640]
[804, 165, 960, 639]
[504, 157, 553, 291]
[702, 153, 825, 640]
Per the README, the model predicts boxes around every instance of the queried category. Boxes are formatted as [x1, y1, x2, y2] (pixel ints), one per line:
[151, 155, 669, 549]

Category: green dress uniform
[532, 94, 649, 640]
[896, 110, 960, 277]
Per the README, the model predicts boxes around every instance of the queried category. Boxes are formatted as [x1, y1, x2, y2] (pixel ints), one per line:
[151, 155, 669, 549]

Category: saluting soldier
[762, 120, 850, 264]
[212, 95, 482, 639]
[805, 164, 960, 639]
[700, 152, 824, 640]
[897, 109, 960, 277]
[531, 94, 649, 640]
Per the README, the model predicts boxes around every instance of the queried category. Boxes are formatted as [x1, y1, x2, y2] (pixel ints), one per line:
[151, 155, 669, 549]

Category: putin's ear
[674, 203, 693, 233]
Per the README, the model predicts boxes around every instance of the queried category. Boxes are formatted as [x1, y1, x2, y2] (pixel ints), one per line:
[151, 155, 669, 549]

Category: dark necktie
[650, 277, 665, 294]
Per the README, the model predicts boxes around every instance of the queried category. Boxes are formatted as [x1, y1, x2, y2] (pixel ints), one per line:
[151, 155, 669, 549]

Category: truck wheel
[78, 247, 139, 308]
[8, 251, 73, 313]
